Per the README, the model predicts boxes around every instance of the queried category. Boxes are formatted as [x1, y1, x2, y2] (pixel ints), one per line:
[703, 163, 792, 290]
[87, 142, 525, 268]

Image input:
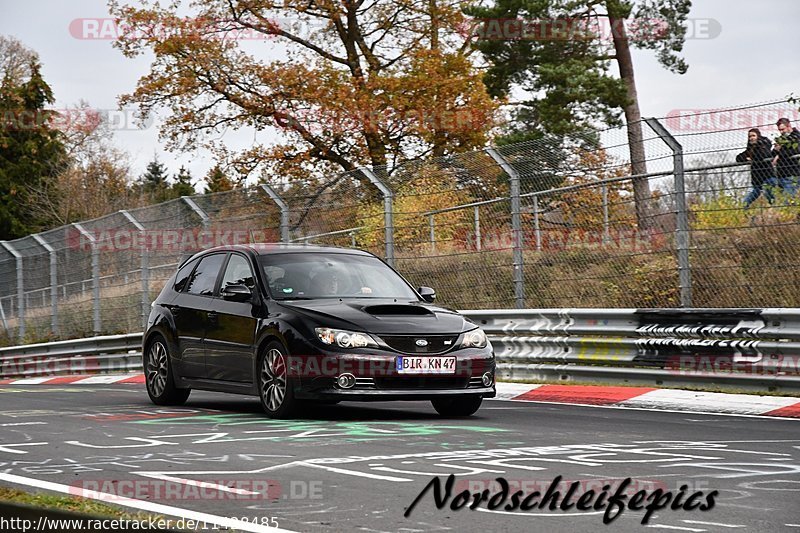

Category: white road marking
[475, 507, 606, 517]
[0, 442, 48, 454]
[493, 383, 544, 400]
[134, 473, 260, 495]
[717, 502, 777, 512]
[681, 520, 746, 528]
[491, 397, 800, 421]
[370, 464, 501, 477]
[71, 375, 137, 384]
[646, 525, 705, 532]
[9, 377, 52, 384]
[0, 422, 46, 427]
[0, 472, 294, 532]
[620, 389, 800, 416]
[298, 461, 412, 482]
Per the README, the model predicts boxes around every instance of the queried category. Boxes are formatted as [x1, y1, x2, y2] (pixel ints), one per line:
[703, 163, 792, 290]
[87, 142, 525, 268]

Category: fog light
[482, 372, 493, 387]
[337, 373, 356, 389]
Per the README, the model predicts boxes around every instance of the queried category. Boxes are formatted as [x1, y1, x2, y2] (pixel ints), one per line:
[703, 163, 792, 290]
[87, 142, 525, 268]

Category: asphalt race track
[0, 385, 798, 532]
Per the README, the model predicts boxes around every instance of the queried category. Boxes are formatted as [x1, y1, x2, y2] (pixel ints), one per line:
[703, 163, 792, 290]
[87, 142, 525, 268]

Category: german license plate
[396, 356, 456, 374]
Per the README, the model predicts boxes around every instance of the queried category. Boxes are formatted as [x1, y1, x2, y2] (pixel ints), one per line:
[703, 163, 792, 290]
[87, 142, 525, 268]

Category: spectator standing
[737, 128, 777, 207]
[772, 117, 800, 196]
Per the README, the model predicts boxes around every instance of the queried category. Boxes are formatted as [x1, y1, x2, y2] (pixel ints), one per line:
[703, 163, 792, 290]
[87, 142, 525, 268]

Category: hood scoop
[362, 304, 434, 316]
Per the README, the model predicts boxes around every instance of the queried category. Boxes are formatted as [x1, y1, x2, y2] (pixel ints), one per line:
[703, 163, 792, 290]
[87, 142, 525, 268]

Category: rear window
[174, 258, 199, 292]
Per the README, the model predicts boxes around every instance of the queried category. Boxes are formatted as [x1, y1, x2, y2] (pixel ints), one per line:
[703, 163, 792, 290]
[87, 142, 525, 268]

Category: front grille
[380, 335, 459, 354]
[468, 377, 484, 388]
[374, 376, 469, 390]
[353, 377, 376, 389]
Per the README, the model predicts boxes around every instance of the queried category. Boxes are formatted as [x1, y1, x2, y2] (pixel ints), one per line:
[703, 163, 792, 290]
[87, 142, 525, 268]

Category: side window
[221, 254, 255, 291]
[174, 258, 199, 293]
[186, 254, 226, 296]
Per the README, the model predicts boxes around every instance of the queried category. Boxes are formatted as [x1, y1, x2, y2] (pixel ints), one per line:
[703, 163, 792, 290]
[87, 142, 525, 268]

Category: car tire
[258, 341, 298, 418]
[431, 395, 483, 417]
[144, 335, 191, 406]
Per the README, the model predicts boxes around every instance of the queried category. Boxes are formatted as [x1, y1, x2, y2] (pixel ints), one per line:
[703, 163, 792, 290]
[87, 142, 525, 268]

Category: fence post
[360, 168, 394, 267]
[0, 241, 24, 340]
[72, 224, 101, 334]
[474, 206, 481, 252]
[602, 183, 610, 245]
[32, 234, 58, 336]
[259, 184, 290, 242]
[486, 148, 525, 308]
[181, 196, 211, 228]
[0, 298, 8, 336]
[532, 195, 542, 251]
[121, 210, 149, 330]
[429, 215, 436, 253]
[645, 117, 692, 307]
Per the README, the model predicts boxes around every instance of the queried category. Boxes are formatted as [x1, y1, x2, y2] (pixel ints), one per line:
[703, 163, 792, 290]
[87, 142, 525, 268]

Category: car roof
[190, 243, 375, 258]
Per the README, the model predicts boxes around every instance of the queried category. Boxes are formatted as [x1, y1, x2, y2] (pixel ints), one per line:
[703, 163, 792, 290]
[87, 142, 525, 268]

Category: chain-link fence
[1, 99, 799, 345]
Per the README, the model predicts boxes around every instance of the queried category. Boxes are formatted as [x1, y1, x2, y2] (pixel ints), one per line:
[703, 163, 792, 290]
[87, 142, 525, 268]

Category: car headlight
[462, 328, 488, 348]
[315, 327, 378, 349]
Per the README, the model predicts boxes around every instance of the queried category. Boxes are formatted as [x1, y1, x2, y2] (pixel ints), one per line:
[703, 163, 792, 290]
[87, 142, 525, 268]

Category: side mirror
[418, 286, 436, 303]
[222, 284, 252, 302]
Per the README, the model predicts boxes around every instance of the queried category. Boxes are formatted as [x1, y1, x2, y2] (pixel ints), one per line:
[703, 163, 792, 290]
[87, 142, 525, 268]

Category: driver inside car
[311, 269, 373, 296]
[311, 270, 339, 296]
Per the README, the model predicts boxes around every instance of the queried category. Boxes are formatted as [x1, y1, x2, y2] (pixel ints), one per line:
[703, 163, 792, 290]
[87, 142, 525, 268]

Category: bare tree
[0, 35, 38, 82]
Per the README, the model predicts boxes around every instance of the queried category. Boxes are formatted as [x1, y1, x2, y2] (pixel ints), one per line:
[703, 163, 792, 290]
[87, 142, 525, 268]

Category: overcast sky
[1, 0, 799, 188]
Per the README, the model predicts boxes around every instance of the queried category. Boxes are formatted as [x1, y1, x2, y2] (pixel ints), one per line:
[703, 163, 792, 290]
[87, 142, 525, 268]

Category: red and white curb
[0, 374, 798, 419]
[0, 373, 144, 385]
[497, 382, 800, 419]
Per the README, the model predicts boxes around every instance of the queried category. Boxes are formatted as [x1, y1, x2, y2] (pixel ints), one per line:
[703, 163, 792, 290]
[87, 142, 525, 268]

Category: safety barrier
[463, 308, 800, 393]
[0, 333, 142, 379]
[2, 309, 799, 393]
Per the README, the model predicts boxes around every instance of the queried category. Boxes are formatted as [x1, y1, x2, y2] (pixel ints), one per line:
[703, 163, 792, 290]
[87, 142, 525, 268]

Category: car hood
[277, 298, 472, 335]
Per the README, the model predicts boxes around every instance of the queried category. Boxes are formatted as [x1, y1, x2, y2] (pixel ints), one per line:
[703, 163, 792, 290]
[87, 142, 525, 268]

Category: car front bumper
[286, 347, 496, 401]
[297, 386, 496, 401]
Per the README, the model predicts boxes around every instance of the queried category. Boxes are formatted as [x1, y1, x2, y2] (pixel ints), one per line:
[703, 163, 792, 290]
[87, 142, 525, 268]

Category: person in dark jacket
[737, 128, 777, 207]
[772, 117, 800, 196]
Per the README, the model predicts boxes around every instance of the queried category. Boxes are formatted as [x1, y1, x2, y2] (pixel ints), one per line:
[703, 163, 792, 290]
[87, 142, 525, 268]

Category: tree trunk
[609, 13, 651, 230]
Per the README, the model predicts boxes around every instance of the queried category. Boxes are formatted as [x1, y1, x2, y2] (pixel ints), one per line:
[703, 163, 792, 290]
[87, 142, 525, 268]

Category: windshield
[259, 253, 420, 300]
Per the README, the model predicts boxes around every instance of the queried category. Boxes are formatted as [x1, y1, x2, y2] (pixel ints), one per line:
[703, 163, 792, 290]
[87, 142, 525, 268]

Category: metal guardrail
[0, 333, 142, 379]
[462, 308, 800, 393]
[1, 309, 799, 393]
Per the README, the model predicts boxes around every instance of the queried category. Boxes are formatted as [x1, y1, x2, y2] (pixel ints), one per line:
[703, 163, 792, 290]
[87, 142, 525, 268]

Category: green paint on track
[131, 414, 507, 440]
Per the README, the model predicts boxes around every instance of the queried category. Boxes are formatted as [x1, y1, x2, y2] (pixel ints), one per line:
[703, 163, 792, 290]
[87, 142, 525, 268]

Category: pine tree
[139, 156, 170, 202]
[0, 60, 66, 239]
[470, 0, 691, 227]
[171, 165, 195, 197]
[203, 165, 234, 194]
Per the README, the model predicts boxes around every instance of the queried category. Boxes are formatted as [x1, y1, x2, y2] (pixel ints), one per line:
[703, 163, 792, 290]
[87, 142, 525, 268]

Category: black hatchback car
[143, 244, 495, 418]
